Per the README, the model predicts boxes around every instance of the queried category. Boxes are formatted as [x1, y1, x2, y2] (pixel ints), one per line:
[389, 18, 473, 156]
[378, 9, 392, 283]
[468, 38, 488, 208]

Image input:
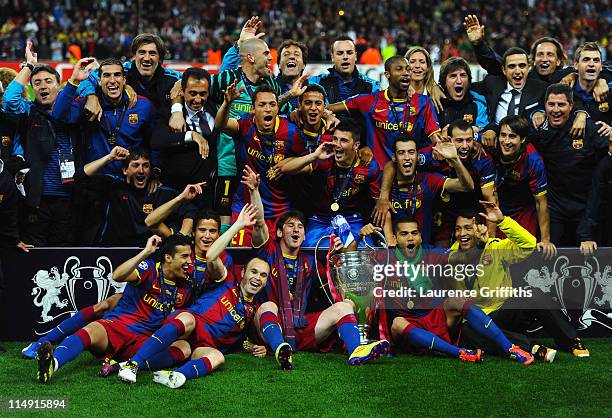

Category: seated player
[215, 82, 308, 246]
[418, 119, 496, 246]
[449, 200, 589, 358]
[244, 166, 389, 369]
[361, 220, 535, 365]
[281, 119, 381, 247]
[35, 234, 195, 383]
[379, 135, 474, 246]
[117, 204, 268, 388]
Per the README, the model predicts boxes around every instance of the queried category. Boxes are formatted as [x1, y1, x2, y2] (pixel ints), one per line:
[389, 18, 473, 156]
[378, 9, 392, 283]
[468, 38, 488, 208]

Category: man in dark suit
[152, 67, 217, 210]
[471, 47, 548, 146]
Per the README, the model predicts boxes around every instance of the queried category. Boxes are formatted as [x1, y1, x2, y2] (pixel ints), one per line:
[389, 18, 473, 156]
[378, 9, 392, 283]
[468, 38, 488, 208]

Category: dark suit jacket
[471, 75, 548, 126]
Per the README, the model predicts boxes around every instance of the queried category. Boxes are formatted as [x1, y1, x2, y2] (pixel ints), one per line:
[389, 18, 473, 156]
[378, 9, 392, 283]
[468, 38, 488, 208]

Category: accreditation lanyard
[102, 103, 128, 146]
[387, 92, 410, 135]
[157, 265, 179, 317]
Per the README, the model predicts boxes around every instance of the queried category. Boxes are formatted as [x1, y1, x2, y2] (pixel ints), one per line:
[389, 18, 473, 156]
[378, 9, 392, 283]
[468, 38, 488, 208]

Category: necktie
[506, 89, 520, 117]
[196, 111, 212, 136]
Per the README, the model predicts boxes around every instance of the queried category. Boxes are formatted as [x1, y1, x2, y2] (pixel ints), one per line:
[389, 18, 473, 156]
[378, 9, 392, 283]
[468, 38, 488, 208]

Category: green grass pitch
[1, 339, 611, 417]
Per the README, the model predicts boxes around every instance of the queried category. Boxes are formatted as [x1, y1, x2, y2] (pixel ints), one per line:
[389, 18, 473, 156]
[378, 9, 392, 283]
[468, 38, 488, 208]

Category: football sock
[403, 327, 462, 358]
[142, 346, 187, 371]
[336, 314, 361, 354]
[259, 311, 285, 352]
[464, 305, 512, 352]
[40, 306, 96, 344]
[175, 357, 213, 380]
[54, 329, 91, 369]
[131, 318, 186, 366]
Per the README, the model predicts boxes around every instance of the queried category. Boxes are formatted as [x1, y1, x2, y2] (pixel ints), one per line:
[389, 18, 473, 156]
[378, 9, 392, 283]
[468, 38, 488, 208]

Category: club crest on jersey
[463, 114, 474, 123]
[406, 122, 414, 132]
[1, 135, 11, 147]
[599, 102, 609, 112]
[572, 138, 583, 149]
[128, 113, 139, 124]
[409, 106, 416, 116]
[142, 203, 154, 214]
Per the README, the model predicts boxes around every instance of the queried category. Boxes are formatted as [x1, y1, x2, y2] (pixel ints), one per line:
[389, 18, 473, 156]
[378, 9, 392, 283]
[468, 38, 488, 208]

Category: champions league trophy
[317, 232, 389, 345]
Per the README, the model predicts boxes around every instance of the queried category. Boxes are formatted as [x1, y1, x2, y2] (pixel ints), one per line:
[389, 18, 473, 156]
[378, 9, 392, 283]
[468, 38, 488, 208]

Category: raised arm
[281, 141, 334, 174]
[84, 146, 130, 176]
[241, 165, 269, 247]
[145, 182, 206, 238]
[113, 235, 161, 282]
[214, 80, 242, 134]
[433, 140, 474, 192]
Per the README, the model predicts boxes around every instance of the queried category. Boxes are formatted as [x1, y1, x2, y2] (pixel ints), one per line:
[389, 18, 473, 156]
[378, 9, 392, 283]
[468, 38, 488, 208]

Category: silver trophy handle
[315, 234, 336, 306]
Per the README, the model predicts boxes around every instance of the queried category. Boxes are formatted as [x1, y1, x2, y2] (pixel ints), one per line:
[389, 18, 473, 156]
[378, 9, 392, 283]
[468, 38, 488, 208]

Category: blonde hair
[404, 46, 435, 95]
[0, 67, 18, 89]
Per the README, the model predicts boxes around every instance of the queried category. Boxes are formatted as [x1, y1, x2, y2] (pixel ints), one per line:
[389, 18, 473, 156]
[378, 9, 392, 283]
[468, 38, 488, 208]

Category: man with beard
[215, 84, 307, 247]
[530, 83, 611, 246]
[327, 55, 442, 168]
[281, 119, 380, 247]
[494, 115, 555, 257]
[77, 146, 195, 246]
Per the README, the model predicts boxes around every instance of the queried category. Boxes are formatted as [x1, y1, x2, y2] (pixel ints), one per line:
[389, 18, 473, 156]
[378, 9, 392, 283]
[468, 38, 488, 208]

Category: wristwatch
[20, 62, 35, 71]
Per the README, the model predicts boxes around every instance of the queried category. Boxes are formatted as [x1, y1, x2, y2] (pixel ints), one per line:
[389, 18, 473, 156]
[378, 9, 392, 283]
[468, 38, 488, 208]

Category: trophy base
[357, 324, 370, 345]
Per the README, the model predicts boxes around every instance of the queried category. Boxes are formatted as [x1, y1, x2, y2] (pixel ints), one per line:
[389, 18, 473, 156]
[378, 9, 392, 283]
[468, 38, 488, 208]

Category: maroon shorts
[229, 214, 277, 247]
[295, 312, 337, 352]
[498, 207, 538, 238]
[189, 315, 219, 350]
[395, 307, 451, 353]
[95, 318, 149, 361]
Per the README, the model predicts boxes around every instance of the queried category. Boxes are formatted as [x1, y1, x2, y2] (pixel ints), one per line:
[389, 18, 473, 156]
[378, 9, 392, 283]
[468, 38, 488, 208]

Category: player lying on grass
[362, 219, 535, 365]
[117, 204, 270, 388]
[240, 165, 389, 369]
[35, 234, 195, 384]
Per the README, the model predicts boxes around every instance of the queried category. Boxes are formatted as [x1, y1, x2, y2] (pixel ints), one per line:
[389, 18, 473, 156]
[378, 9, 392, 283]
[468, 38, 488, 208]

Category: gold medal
[108, 134, 116, 145]
[267, 167, 276, 179]
[331, 202, 340, 212]
[407, 299, 414, 309]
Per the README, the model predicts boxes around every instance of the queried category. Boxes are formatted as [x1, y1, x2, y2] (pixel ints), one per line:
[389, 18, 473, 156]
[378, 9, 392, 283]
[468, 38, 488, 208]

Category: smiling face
[455, 216, 477, 250]
[576, 50, 602, 84]
[193, 218, 220, 256]
[407, 51, 428, 83]
[99, 64, 125, 102]
[450, 127, 474, 162]
[385, 57, 411, 93]
[240, 258, 270, 297]
[298, 90, 325, 127]
[498, 124, 525, 160]
[395, 220, 422, 258]
[332, 40, 357, 77]
[277, 217, 305, 252]
[279, 45, 305, 78]
[30, 70, 59, 107]
[503, 54, 529, 89]
[444, 68, 469, 101]
[164, 244, 193, 281]
[184, 76, 209, 112]
[545, 93, 572, 127]
[332, 129, 358, 166]
[134, 42, 160, 79]
[253, 92, 278, 133]
[533, 42, 561, 77]
[393, 140, 418, 179]
[122, 156, 151, 189]
[251, 43, 273, 78]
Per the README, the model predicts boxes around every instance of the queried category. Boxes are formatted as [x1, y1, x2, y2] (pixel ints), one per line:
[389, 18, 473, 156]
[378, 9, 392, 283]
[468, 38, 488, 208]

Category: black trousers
[550, 218, 580, 247]
[21, 196, 76, 246]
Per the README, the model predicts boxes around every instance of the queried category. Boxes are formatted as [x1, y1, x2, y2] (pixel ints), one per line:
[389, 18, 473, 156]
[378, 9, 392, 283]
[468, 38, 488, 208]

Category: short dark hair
[30, 64, 60, 85]
[499, 115, 530, 139]
[243, 256, 270, 271]
[530, 37, 566, 67]
[545, 83, 573, 104]
[276, 210, 306, 233]
[252, 84, 277, 104]
[438, 56, 472, 87]
[384, 55, 407, 72]
[278, 40, 308, 65]
[456, 209, 478, 223]
[121, 146, 151, 170]
[194, 209, 221, 231]
[181, 67, 211, 91]
[131, 33, 167, 62]
[299, 84, 326, 103]
[332, 36, 355, 52]
[393, 217, 420, 234]
[159, 234, 192, 259]
[99, 58, 125, 77]
[575, 42, 601, 62]
[334, 119, 361, 143]
[448, 119, 473, 137]
[393, 133, 417, 152]
[502, 47, 528, 66]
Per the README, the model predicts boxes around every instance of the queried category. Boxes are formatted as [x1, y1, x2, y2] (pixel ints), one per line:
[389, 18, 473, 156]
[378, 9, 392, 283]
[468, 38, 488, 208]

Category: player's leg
[314, 301, 389, 365]
[119, 311, 196, 383]
[446, 298, 533, 365]
[255, 302, 292, 370]
[36, 321, 109, 384]
[153, 347, 225, 389]
[140, 340, 192, 371]
[23, 294, 123, 359]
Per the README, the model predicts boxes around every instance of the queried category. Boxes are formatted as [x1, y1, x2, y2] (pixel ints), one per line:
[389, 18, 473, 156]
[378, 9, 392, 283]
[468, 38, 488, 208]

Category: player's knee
[209, 350, 225, 368]
[173, 340, 192, 359]
[177, 312, 196, 333]
[444, 296, 467, 313]
[332, 301, 354, 318]
[258, 301, 278, 315]
[391, 317, 408, 338]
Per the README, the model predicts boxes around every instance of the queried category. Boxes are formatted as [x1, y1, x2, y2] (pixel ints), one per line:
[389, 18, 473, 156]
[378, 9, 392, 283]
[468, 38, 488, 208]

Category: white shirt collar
[505, 82, 524, 93]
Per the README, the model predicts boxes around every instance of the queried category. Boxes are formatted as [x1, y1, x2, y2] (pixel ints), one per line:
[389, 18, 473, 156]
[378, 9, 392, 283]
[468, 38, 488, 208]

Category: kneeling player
[245, 167, 389, 368]
[118, 204, 269, 388]
[362, 218, 534, 365]
[35, 235, 195, 383]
